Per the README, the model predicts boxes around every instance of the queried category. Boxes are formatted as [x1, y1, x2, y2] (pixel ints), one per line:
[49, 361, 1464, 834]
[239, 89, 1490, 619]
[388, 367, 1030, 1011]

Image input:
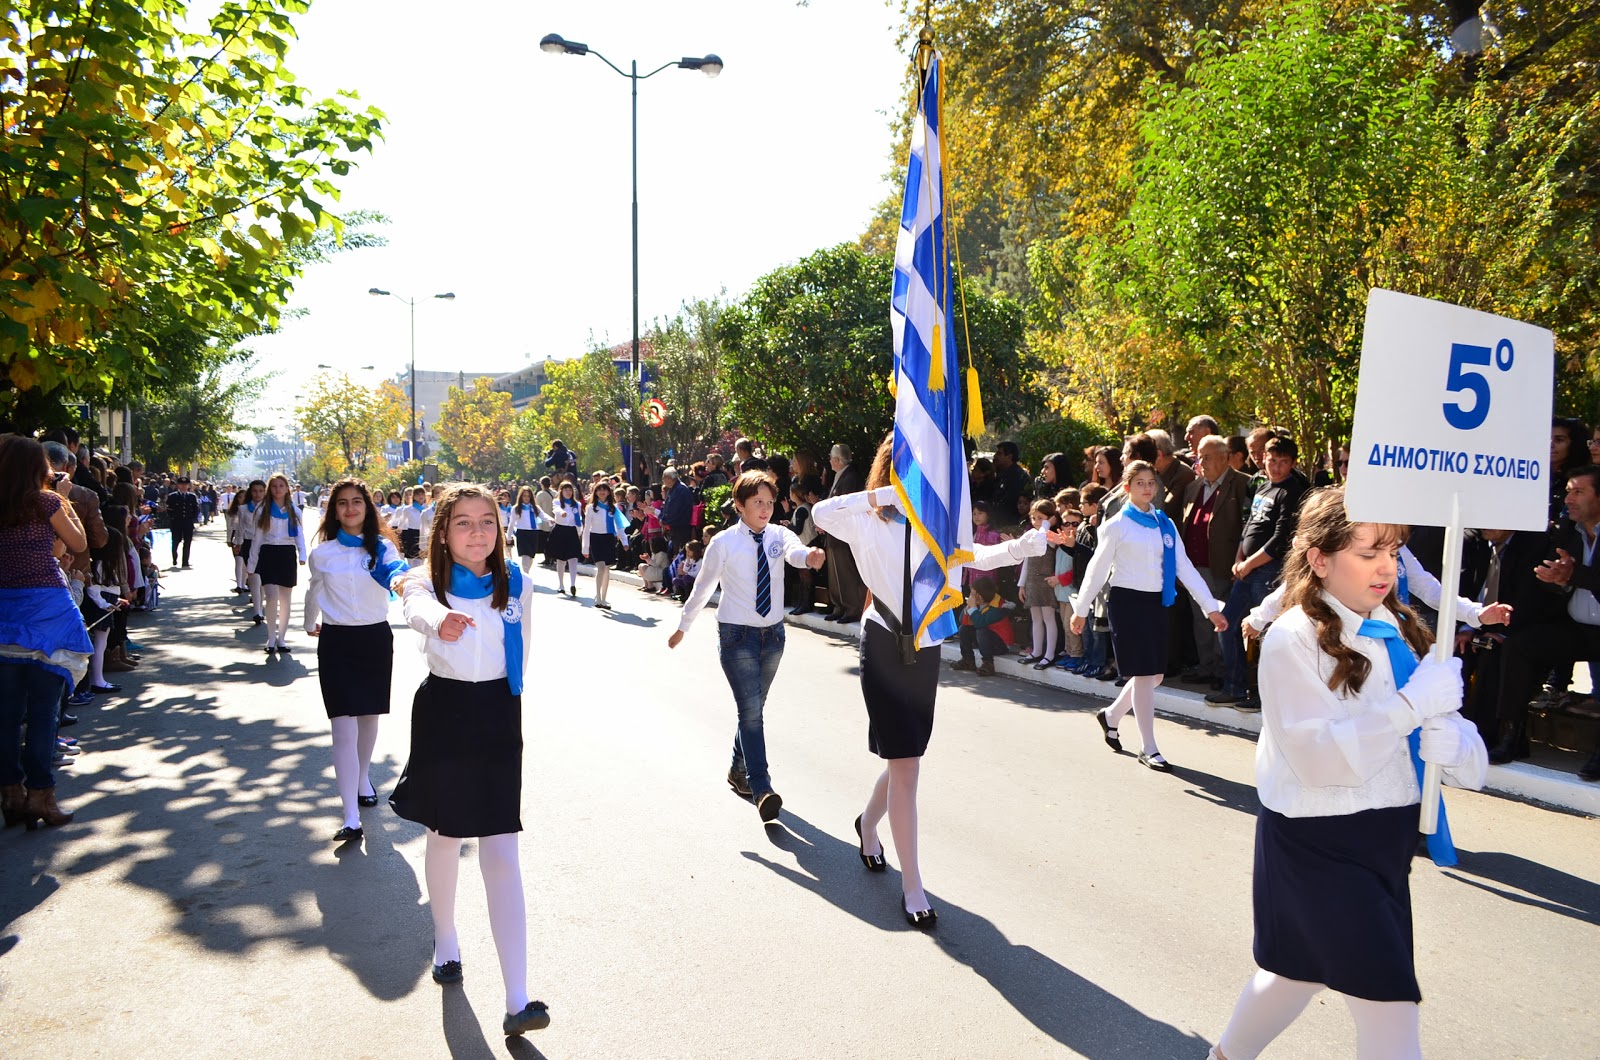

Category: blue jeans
[1220, 561, 1282, 696]
[719, 622, 786, 795]
[1082, 627, 1108, 670]
[958, 625, 1009, 661]
[0, 662, 67, 789]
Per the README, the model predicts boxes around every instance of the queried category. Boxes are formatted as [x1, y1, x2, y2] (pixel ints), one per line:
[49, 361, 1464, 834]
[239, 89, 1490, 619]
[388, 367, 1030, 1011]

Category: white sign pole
[1420, 491, 1463, 835]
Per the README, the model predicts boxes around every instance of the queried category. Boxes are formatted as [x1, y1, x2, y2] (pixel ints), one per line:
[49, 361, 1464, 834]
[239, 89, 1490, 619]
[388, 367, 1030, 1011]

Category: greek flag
[890, 50, 974, 646]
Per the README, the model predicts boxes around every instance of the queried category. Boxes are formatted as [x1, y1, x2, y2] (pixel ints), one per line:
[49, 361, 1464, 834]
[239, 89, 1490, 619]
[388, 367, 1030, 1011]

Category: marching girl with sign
[812, 436, 1057, 928]
[1069, 460, 1227, 771]
[390, 483, 548, 1038]
[509, 486, 541, 575]
[246, 473, 309, 654]
[1208, 488, 1485, 1060]
[230, 479, 267, 622]
[546, 481, 584, 598]
[580, 481, 629, 611]
[304, 479, 409, 842]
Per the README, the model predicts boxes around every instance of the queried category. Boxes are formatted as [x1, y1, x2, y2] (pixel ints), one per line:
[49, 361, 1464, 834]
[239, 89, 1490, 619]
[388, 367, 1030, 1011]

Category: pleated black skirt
[548, 524, 581, 561]
[1106, 586, 1167, 677]
[1253, 803, 1422, 1003]
[514, 528, 539, 558]
[390, 674, 523, 838]
[256, 543, 299, 588]
[587, 534, 617, 565]
[316, 621, 393, 718]
[858, 619, 942, 759]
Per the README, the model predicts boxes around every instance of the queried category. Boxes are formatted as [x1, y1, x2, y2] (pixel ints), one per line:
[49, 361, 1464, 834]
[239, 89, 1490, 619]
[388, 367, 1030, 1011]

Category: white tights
[594, 563, 610, 606]
[1215, 969, 1420, 1060]
[263, 585, 293, 645]
[556, 559, 579, 591]
[233, 554, 247, 590]
[859, 757, 929, 913]
[424, 830, 529, 1015]
[519, 554, 534, 574]
[330, 715, 381, 828]
[248, 573, 263, 618]
[1029, 605, 1057, 659]
[1106, 673, 1163, 755]
[88, 628, 109, 687]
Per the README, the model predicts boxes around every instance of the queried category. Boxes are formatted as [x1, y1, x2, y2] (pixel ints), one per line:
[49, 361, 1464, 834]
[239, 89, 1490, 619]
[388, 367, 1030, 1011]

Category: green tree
[0, 1, 383, 413]
[717, 243, 1046, 464]
[647, 295, 728, 464]
[434, 376, 515, 479]
[131, 341, 269, 472]
[295, 371, 407, 477]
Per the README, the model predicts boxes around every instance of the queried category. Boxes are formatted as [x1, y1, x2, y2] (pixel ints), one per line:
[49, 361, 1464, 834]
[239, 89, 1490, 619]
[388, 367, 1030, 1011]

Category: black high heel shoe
[854, 814, 886, 872]
[902, 898, 938, 930]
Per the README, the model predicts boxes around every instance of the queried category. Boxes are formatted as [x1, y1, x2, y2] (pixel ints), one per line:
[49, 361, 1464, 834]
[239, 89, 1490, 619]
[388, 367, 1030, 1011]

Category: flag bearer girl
[304, 478, 409, 842]
[1208, 488, 1485, 1060]
[390, 483, 548, 1037]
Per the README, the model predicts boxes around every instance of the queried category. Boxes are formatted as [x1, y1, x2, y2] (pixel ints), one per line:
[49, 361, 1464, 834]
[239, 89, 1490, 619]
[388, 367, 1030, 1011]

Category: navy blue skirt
[858, 620, 942, 758]
[1253, 803, 1422, 1003]
[390, 675, 522, 838]
[1106, 586, 1167, 677]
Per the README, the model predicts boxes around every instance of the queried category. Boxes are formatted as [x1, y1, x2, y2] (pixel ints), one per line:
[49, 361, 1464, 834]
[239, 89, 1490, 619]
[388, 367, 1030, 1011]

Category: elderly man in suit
[823, 443, 867, 622]
[1179, 435, 1251, 685]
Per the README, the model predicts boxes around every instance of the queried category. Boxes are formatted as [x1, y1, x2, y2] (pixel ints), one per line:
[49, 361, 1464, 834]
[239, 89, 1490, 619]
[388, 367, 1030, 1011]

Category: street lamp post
[368, 289, 455, 463]
[540, 33, 722, 474]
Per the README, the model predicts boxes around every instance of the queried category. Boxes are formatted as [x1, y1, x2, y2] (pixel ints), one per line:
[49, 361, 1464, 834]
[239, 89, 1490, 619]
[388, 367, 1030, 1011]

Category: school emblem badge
[1163, 534, 1175, 548]
[767, 541, 784, 559]
[502, 598, 523, 624]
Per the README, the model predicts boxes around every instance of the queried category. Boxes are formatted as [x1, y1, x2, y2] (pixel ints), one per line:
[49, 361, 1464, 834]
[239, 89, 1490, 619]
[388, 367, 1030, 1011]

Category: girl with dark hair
[0, 435, 90, 830]
[812, 434, 1059, 927]
[391, 483, 547, 1038]
[391, 484, 429, 563]
[1084, 445, 1123, 490]
[509, 486, 540, 575]
[224, 486, 251, 594]
[1549, 416, 1586, 526]
[231, 479, 267, 623]
[1209, 488, 1484, 1060]
[80, 527, 132, 695]
[580, 481, 629, 610]
[1070, 460, 1227, 771]
[1036, 452, 1074, 497]
[546, 481, 583, 597]
[246, 473, 307, 654]
[304, 479, 409, 841]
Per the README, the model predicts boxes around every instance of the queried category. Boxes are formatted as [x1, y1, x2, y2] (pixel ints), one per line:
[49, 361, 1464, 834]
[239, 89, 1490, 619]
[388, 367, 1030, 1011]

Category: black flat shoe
[58, 712, 79, 727]
[903, 898, 938, 930]
[854, 814, 887, 872]
[502, 1000, 550, 1035]
[332, 825, 364, 842]
[757, 790, 783, 823]
[357, 792, 380, 808]
[277, 643, 292, 654]
[89, 684, 121, 694]
[432, 959, 463, 985]
[264, 644, 278, 655]
[1138, 751, 1174, 773]
[252, 614, 264, 625]
[1096, 708, 1122, 753]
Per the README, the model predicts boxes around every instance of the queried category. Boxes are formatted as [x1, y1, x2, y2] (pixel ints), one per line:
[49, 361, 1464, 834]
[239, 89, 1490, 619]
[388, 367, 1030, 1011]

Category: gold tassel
[928, 321, 945, 391]
[966, 364, 985, 438]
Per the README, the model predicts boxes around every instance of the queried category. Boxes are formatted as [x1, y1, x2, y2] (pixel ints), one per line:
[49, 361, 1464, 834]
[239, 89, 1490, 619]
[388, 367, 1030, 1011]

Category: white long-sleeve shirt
[679, 521, 812, 633]
[1245, 544, 1485, 633]
[812, 487, 1047, 648]
[303, 537, 405, 630]
[230, 502, 261, 547]
[548, 501, 582, 529]
[509, 504, 539, 532]
[581, 503, 628, 556]
[400, 567, 535, 684]
[390, 504, 429, 534]
[1070, 505, 1222, 618]
[1256, 591, 1487, 818]
[246, 509, 309, 570]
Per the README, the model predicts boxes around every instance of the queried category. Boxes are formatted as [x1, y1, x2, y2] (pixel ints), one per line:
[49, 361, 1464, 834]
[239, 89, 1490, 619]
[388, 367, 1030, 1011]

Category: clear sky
[245, 0, 913, 433]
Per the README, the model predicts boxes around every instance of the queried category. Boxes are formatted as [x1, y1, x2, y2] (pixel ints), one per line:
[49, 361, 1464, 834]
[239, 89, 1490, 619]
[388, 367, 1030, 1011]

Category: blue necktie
[1356, 619, 1458, 867]
[753, 530, 771, 617]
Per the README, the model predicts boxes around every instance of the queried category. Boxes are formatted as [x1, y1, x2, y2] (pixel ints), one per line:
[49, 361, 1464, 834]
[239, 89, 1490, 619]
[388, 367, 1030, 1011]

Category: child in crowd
[1050, 506, 1085, 670]
[1017, 498, 1063, 670]
[1076, 484, 1112, 680]
[640, 539, 670, 593]
[951, 574, 1017, 675]
[671, 539, 705, 601]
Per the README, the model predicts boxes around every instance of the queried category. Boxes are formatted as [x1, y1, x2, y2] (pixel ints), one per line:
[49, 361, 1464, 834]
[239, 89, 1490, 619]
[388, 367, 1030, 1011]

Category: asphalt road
[2, 523, 1595, 1059]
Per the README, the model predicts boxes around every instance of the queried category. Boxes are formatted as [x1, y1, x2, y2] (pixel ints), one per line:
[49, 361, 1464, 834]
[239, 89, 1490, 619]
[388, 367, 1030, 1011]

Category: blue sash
[1123, 505, 1178, 606]
[337, 530, 408, 589]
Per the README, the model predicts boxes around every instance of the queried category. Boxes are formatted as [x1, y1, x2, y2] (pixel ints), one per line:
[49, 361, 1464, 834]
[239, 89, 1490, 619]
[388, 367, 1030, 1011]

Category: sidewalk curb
[592, 563, 1599, 817]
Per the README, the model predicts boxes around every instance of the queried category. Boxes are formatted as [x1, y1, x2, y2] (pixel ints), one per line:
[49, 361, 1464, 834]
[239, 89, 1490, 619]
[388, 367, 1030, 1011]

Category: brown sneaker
[975, 660, 996, 676]
[950, 657, 977, 672]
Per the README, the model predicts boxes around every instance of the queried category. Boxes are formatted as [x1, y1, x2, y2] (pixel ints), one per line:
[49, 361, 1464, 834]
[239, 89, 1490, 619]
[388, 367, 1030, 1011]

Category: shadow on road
[1443, 848, 1600, 927]
[744, 812, 1210, 1059]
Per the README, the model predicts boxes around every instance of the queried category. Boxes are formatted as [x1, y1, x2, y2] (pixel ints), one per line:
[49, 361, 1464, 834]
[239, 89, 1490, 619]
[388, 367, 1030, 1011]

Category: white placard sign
[1345, 288, 1554, 532]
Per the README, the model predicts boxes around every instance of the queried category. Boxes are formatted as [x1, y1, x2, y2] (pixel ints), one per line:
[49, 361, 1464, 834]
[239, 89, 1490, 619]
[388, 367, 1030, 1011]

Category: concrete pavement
[1, 523, 1595, 1059]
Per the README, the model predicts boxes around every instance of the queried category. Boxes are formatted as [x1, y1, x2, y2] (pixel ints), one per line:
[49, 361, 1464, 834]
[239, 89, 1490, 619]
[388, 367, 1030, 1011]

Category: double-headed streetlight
[539, 33, 722, 475]
[368, 289, 455, 462]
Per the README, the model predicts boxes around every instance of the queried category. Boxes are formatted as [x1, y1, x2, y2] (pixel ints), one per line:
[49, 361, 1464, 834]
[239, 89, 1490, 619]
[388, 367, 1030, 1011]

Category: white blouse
[400, 568, 535, 684]
[580, 504, 628, 555]
[245, 510, 309, 569]
[1070, 505, 1223, 617]
[811, 487, 1047, 648]
[1256, 592, 1487, 818]
[548, 502, 582, 529]
[303, 537, 405, 630]
[510, 504, 539, 532]
[390, 504, 429, 533]
[231, 503, 261, 546]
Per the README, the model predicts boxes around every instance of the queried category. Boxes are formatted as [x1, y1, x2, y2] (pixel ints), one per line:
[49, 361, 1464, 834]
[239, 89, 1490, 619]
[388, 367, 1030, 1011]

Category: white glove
[1008, 527, 1049, 559]
[1418, 714, 1469, 768]
[1387, 655, 1463, 732]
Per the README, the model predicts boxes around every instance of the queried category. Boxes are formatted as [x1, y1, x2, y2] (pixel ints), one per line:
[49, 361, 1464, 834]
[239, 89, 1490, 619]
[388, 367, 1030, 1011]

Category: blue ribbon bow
[445, 563, 525, 695]
[1357, 618, 1457, 867]
[1123, 504, 1178, 606]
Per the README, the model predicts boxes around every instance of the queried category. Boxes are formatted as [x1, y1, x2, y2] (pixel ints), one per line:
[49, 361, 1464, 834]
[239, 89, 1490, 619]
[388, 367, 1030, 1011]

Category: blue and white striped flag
[890, 50, 974, 646]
